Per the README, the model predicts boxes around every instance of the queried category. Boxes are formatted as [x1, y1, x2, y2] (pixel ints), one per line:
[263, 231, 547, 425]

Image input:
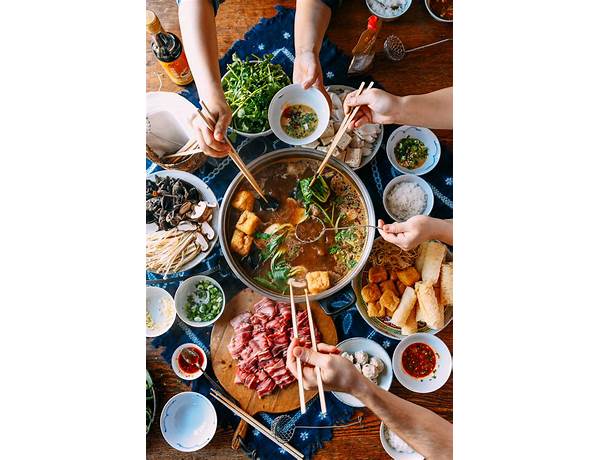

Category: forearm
[294, 0, 331, 54]
[178, 0, 223, 100]
[430, 218, 453, 246]
[356, 381, 453, 459]
[395, 87, 453, 129]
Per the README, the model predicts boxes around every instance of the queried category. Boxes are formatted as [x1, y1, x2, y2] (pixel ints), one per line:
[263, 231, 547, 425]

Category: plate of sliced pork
[210, 288, 338, 443]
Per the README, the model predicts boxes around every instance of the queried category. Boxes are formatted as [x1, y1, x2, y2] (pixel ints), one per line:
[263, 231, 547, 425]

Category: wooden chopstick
[304, 289, 327, 415]
[197, 100, 268, 202]
[288, 281, 307, 414]
[309, 81, 374, 186]
[163, 148, 203, 160]
[209, 389, 304, 460]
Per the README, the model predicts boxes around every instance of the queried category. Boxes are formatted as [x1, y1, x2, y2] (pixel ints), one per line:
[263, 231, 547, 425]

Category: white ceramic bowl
[392, 333, 452, 393]
[366, 0, 412, 21]
[171, 343, 208, 380]
[380, 422, 424, 460]
[332, 337, 393, 408]
[386, 126, 441, 176]
[174, 275, 225, 327]
[424, 0, 453, 23]
[268, 84, 330, 145]
[383, 174, 434, 222]
[146, 170, 219, 275]
[146, 286, 176, 338]
[160, 392, 217, 452]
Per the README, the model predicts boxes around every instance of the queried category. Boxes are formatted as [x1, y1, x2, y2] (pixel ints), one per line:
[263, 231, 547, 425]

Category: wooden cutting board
[210, 288, 338, 448]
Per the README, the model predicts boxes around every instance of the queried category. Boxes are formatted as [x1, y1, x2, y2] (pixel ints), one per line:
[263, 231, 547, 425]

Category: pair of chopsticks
[309, 81, 374, 187]
[209, 388, 304, 460]
[196, 99, 268, 202]
[288, 283, 327, 415]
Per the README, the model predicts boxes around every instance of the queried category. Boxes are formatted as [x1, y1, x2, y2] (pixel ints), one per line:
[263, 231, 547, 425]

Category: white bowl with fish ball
[268, 84, 330, 145]
[383, 175, 434, 222]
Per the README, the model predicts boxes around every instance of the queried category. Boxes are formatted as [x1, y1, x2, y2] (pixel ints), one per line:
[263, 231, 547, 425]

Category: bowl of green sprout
[175, 275, 225, 327]
[221, 53, 291, 138]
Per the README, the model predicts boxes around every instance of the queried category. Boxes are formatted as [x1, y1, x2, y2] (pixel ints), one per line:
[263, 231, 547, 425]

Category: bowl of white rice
[383, 175, 434, 222]
[366, 0, 412, 21]
[380, 422, 424, 459]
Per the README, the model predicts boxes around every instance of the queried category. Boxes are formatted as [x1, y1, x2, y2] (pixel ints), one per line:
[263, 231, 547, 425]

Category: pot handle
[318, 285, 356, 316]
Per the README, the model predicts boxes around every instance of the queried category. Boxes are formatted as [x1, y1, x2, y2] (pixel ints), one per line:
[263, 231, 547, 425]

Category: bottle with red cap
[348, 15, 382, 75]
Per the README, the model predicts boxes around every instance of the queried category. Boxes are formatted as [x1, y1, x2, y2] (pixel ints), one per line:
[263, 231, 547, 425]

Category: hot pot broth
[228, 158, 367, 294]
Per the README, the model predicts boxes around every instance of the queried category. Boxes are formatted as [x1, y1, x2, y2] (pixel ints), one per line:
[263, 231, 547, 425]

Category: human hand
[293, 50, 331, 107]
[286, 338, 369, 394]
[343, 88, 402, 129]
[377, 216, 436, 251]
[191, 94, 232, 158]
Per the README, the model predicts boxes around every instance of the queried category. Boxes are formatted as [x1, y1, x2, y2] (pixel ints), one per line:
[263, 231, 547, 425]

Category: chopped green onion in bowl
[184, 280, 224, 323]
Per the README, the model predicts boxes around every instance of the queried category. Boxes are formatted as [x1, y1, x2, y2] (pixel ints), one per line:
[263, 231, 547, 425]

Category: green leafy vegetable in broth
[222, 54, 290, 133]
[297, 176, 330, 206]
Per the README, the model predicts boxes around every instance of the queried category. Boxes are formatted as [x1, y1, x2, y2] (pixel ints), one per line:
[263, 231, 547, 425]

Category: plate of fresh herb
[221, 53, 291, 137]
[174, 275, 225, 327]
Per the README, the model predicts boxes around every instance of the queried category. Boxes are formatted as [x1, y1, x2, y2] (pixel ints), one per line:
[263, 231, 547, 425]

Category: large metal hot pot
[218, 148, 376, 312]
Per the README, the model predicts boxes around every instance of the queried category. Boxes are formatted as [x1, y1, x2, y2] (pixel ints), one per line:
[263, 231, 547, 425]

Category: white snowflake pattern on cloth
[253, 428, 261, 437]
[279, 447, 287, 454]
[300, 431, 309, 441]
[318, 412, 327, 420]
[258, 43, 265, 51]
[445, 177, 453, 186]
[283, 32, 291, 39]
[326, 71, 334, 79]
[383, 339, 391, 349]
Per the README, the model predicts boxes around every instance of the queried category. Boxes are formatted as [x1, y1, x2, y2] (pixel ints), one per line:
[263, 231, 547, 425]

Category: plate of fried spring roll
[352, 238, 453, 340]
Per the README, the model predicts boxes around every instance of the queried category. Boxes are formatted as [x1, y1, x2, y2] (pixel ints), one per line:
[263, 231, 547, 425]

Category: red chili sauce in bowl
[177, 346, 205, 374]
[401, 342, 436, 378]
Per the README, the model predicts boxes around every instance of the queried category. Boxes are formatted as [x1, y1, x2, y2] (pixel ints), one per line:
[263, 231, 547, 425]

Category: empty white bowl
[386, 126, 441, 176]
[160, 392, 217, 452]
[268, 84, 330, 145]
[174, 275, 225, 328]
[146, 286, 176, 338]
[392, 333, 452, 393]
[383, 175, 434, 222]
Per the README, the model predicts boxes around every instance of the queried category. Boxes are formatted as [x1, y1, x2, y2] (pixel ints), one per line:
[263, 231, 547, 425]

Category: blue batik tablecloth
[149, 6, 452, 459]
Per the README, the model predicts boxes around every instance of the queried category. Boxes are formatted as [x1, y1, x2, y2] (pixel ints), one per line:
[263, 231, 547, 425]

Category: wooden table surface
[146, 1, 452, 458]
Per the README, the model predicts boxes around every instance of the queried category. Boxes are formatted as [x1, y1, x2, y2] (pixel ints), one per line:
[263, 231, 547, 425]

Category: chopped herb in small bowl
[394, 136, 428, 170]
[174, 275, 225, 327]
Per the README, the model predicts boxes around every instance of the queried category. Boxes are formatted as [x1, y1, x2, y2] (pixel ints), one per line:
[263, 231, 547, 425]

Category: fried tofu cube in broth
[361, 283, 382, 303]
[231, 229, 253, 256]
[306, 271, 330, 294]
[235, 210, 261, 235]
[397, 266, 421, 287]
[380, 290, 400, 315]
[368, 266, 388, 284]
[379, 280, 399, 296]
[232, 190, 255, 212]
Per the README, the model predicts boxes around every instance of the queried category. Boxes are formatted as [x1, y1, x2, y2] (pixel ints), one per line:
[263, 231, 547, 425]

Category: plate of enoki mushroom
[146, 170, 219, 276]
[352, 237, 453, 340]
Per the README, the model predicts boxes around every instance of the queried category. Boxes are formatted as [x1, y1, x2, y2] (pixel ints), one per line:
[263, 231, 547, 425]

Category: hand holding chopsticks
[304, 289, 327, 415]
[196, 99, 269, 202]
[289, 280, 307, 414]
[309, 81, 374, 186]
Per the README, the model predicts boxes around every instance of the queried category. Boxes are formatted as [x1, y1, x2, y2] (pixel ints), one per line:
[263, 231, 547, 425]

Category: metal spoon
[295, 217, 382, 244]
[179, 348, 236, 402]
